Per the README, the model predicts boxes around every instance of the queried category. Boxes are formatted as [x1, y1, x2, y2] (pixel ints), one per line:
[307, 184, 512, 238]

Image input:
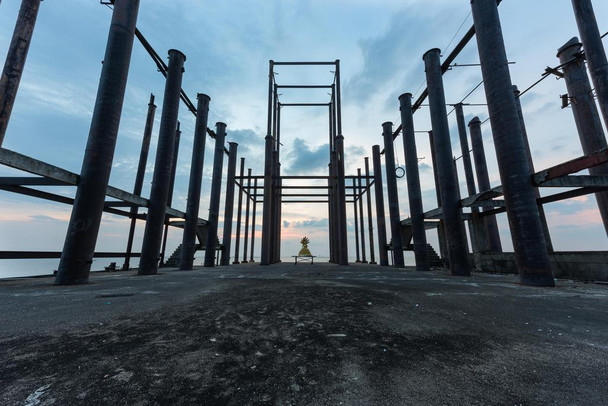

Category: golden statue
[298, 236, 312, 256]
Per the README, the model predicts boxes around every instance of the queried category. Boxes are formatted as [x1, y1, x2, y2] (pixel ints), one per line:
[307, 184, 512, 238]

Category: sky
[1, 0, 608, 275]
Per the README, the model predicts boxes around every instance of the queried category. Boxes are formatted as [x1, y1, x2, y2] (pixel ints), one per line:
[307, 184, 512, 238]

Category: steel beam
[220, 143, 238, 265]
[382, 122, 405, 268]
[372, 145, 389, 266]
[204, 123, 227, 267]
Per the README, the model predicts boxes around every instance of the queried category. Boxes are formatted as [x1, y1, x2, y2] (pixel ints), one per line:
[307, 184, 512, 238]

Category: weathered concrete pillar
[423, 48, 470, 276]
[329, 154, 339, 263]
[250, 178, 258, 262]
[558, 37, 608, 235]
[159, 121, 182, 266]
[353, 178, 361, 262]
[179, 93, 210, 270]
[204, 122, 227, 267]
[335, 134, 349, 265]
[233, 158, 245, 264]
[328, 170, 335, 263]
[123, 94, 156, 270]
[357, 168, 367, 263]
[0, 0, 42, 146]
[468, 117, 502, 253]
[55, 1, 141, 285]
[428, 131, 448, 260]
[137, 49, 185, 276]
[571, 0, 608, 128]
[372, 145, 389, 266]
[364, 158, 377, 264]
[399, 93, 430, 271]
[471, 0, 554, 286]
[220, 143, 238, 265]
[261, 61, 274, 266]
[382, 122, 405, 268]
[242, 168, 252, 263]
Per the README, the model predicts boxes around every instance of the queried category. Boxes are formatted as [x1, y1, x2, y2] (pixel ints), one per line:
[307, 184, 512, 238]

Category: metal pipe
[471, 0, 554, 286]
[123, 93, 156, 270]
[204, 122, 227, 267]
[364, 158, 376, 264]
[372, 145, 389, 266]
[357, 168, 367, 263]
[55, 1, 141, 285]
[220, 142, 238, 265]
[159, 121, 182, 266]
[468, 116, 502, 253]
[558, 37, 608, 236]
[250, 178, 257, 262]
[423, 48, 470, 276]
[179, 93, 210, 270]
[261, 60, 275, 265]
[0, 0, 42, 147]
[399, 93, 429, 271]
[242, 168, 252, 263]
[353, 178, 361, 262]
[382, 122, 405, 268]
[571, 0, 608, 128]
[233, 157, 245, 263]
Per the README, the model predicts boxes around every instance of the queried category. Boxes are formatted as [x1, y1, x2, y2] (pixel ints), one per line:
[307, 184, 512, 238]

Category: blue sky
[1, 0, 607, 271]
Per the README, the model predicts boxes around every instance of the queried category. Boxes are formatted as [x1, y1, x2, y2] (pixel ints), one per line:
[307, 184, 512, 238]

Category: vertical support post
[123, 93, 156, 270]
[372, 145, 389, 266]
[179, 93, 211, 270]
[423, 48, 470, 276]
[471, 0, 554, 286]
[261, 61, 274, 265]
[468, 117, 502, 252]
[571, 0, 608, 128]
[233, 158, 245, 263]
[242, 168, 252, 263]
[558, 37, 608, 235]
[364, 158, 376, 264]
[428, 131, 448, 260]
[357, 168, 367, 263]
[0, 0, 42, 147]
[138, 50, 186, 275]
[335, 60, 349, 265]
[204, 122, 227, 267]
[55, 1, 141, 285]
[399, 93, 430, 271]
[328, 102, 335, 263]
[220, 143, 238, 265]
[250, 178, 257, 262]
[159, 121, 182, 266]
[382, 122, 405, 268]
[353, 178, 361, 262]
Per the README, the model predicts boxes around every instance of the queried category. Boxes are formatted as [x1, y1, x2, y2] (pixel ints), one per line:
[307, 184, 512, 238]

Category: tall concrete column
[179, 93, 210, 270]
[399, 93, 430, 271]
[233, 158, 245, 264]
[124, 94, 156, 270]
[160, 121, 182, 266]
[55, 1, 140, 285]
[250, 178, 258, 262]
[357, 168, 367, 263]
[558, 37, 608, 236]
[353, 178, 361, 262]
[571, 0, 608, 128]
[335, 60, 349, 265]
[382, 122, 405, 268]
[261, 61, 274, 265]
[0, 0, 42, 146]
[242, 168, 252, 263]
[423, 49, 470, 276]
[372, 145, 389, 266]
[204, 122, 227, 267]
[428, 131, 448, 260]
[471, 0, 554, 286]
[364, 158, 377, 264]
[468, 117, 502, 253]
[220, 143, 238, 265]
[329, 154, 339, 263]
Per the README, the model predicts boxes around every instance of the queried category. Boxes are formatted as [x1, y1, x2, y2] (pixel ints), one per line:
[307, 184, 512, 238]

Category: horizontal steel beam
[280, 103, 330, 107]
[534, 148, 608, 183]
[281, 200, 329, 203]
[538, 187, 605, 205]
[467, 199, 507, 209]
[0, 251, 141, 259]
[0, 176, 69, 186]
[277, 85, 332, 89]
[273, 61, 337, 66]
[460, 185, 504, 207]
[535, 174, 608, 188]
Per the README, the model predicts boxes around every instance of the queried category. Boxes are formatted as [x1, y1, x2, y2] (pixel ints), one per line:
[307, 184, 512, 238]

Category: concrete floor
[1, 263, 607, 405]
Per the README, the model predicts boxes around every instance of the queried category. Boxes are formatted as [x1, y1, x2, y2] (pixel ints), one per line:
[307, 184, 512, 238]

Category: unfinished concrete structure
[1, 0, 608, 287]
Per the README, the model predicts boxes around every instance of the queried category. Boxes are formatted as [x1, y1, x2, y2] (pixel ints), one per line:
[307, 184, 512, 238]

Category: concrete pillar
[353, 178, 361, 262]
[0, 0, 42, 146]
[124, 94, 156, 270]
[242, 168, 252, 263]
[179, 93, 210, 270]
[471, 0, 554, 286]
[399, 93, 430, 271]
[329, 154, 339, 263]
[468, 117, 502, 253]
[357, 168, 367, 263]
[558, 37, 608, 236]
[204, 122, 227, 267]
[55, 1, 141, 285]
[335, 60, 349, 265]
[220, 143, 238, 265]
[233, 158, 245, 264]
[261, 61, 274, 266]
[159, 121, 182, 266]
[372, 145, 389, 266]
[423, 48, 470, 276]
[428, 131, 448, 260]
[364, 158, 377, 264]
[382, 122, 405, 268]
[250, 178, 257, 262]
[137, 50, 186, 275]
[571, 0, 608, 128]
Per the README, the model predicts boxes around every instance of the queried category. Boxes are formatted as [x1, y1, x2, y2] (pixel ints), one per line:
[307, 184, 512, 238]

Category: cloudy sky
[1, 0, 607, 273]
